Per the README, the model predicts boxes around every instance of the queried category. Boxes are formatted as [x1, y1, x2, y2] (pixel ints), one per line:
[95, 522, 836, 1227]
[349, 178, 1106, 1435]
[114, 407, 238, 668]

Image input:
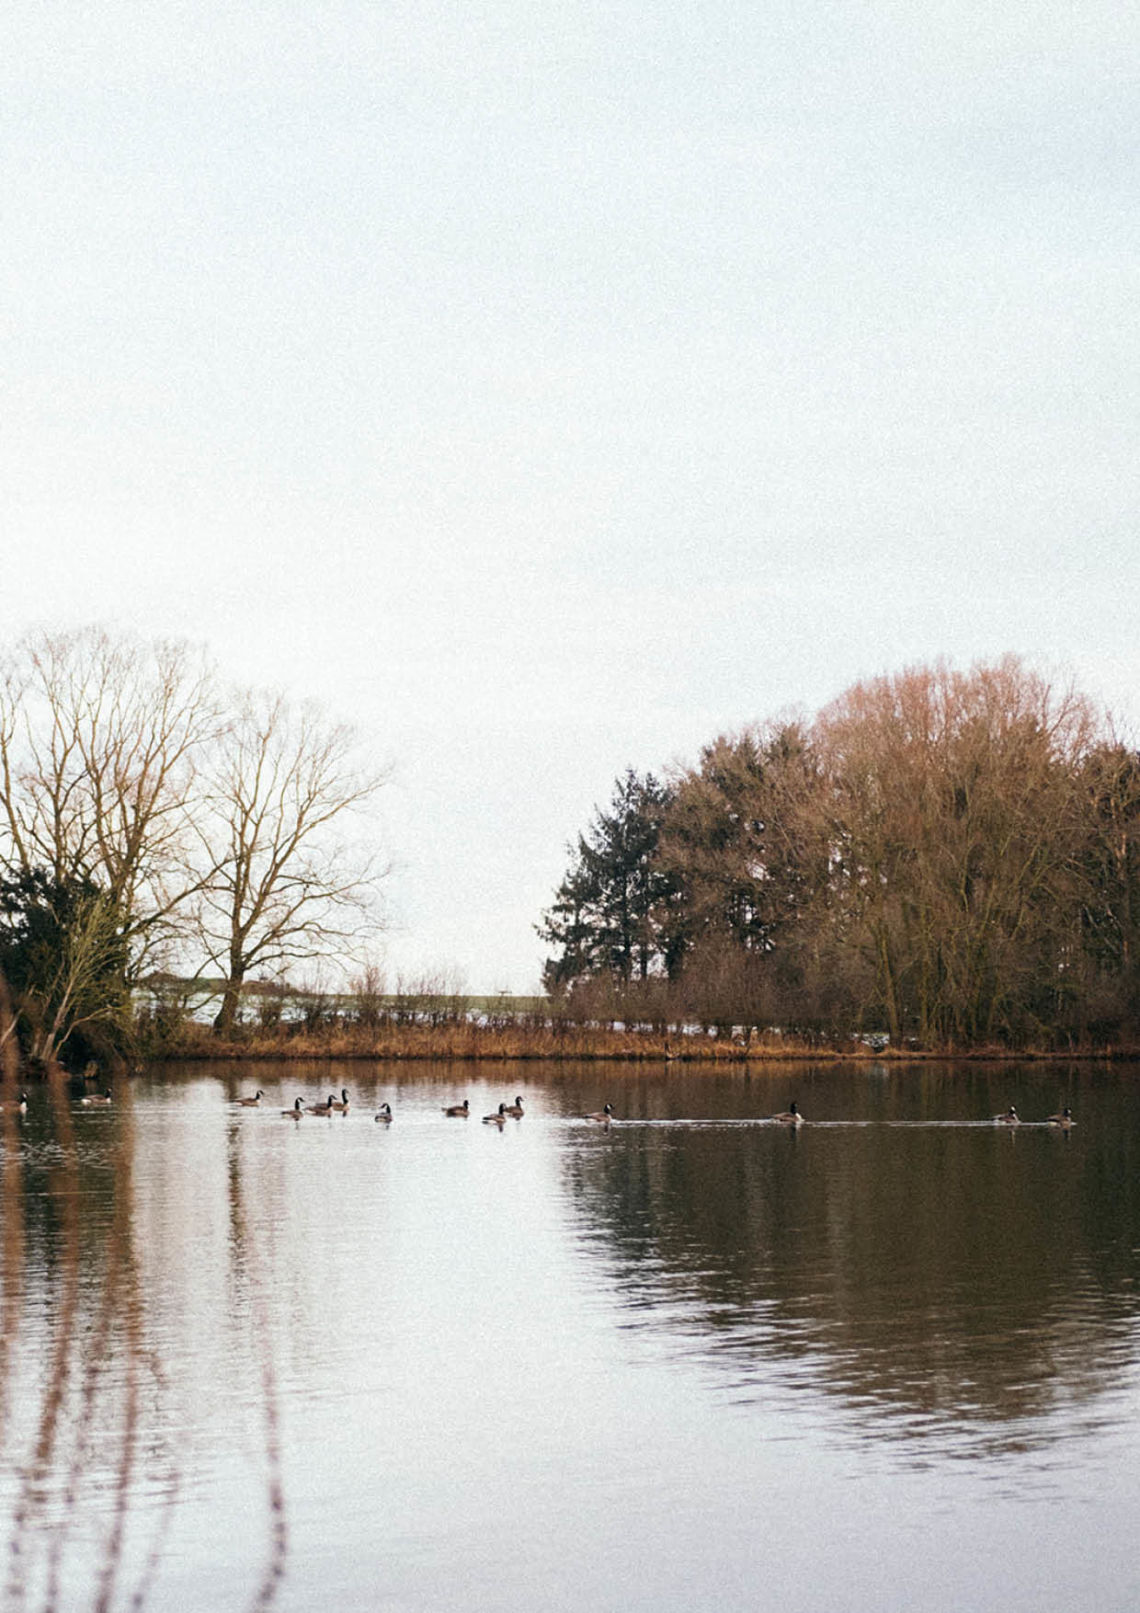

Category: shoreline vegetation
[3, 637, 1140, 1078]
[140, 1020, 1138, 1065]
[538, 660, 1140, 1057]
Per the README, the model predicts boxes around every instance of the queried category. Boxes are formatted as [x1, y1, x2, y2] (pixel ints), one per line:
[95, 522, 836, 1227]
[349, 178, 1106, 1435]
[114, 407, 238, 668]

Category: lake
[1, 1059, 1138, 1612]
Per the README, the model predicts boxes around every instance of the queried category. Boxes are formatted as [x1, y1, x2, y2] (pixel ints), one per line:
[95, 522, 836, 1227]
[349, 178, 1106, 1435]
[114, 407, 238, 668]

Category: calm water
[1, 1059, 1138, 1612]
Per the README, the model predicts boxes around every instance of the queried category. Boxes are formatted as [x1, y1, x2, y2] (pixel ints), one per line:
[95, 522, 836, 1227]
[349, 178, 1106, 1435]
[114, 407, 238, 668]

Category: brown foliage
[544, 656, 1140, 1051]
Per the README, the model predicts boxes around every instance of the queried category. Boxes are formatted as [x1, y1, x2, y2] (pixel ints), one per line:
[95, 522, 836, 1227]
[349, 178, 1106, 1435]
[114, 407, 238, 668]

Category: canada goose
[443, 1099, 469, 1117]
[282, 1098, 305, 1119]
[329, 1088, 350, 1112]
[237, 1089, 265, 1107]
[483, 1103, 507, 1125]
[375, 1103, 393, 1123]
[771, 1101, 803, 1126]
[502, 1096, 524, 1118]
[1, 1092, 28, 1113]
[307, 1093, 337, 1115]
[993, 1106, 1020, 1125]
[585, 1103, 614, 1123]
[1048, 1106, 1075, 1129]
[79, 1089, 113, 1107]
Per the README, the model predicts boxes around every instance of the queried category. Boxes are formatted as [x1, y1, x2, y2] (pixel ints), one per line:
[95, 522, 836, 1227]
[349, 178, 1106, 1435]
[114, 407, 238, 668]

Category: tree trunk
[213, 973, 244, 1034]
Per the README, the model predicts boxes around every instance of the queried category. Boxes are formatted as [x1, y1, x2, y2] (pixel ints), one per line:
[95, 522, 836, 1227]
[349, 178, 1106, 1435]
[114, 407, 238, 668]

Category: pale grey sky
[2, 1, 1137, 989]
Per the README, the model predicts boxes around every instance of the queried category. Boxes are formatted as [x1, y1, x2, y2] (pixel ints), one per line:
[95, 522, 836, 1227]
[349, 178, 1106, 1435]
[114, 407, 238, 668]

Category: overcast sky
[2, 1, 1137, 990]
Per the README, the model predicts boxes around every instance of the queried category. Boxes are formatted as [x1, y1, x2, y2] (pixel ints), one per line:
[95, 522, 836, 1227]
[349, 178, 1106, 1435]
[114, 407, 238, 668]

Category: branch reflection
[0, 987, 286, 1611]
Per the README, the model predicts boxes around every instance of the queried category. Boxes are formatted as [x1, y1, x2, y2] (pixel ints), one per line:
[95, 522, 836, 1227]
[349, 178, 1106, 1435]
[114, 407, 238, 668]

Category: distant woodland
[540, 658, 1140, 1051]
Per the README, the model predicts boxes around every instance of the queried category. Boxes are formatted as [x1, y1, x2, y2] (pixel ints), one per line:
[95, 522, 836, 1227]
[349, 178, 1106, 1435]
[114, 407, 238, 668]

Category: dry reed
[150, 1019, 1129, 1064]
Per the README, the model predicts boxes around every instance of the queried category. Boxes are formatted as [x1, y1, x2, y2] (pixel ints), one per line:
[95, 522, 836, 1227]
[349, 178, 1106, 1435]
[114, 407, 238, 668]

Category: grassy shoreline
[140, 1022, 1138, 1065]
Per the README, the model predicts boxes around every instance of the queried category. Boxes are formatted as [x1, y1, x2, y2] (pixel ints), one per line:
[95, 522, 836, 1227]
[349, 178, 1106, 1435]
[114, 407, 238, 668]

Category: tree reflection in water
[561, 1082, 1140, 1462]
[0, 981, 24, 1462]
[224, 1115, 288, 1613]
[0, 980, 285, 1612]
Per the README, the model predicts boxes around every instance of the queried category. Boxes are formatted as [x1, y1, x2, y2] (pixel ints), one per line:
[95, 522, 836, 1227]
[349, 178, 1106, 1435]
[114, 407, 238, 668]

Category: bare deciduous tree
[814, 657, 1102, 1044]
[351, 960, 388, 1028]
[0, 627, 220, 977]
[199, 690, 390, 1034]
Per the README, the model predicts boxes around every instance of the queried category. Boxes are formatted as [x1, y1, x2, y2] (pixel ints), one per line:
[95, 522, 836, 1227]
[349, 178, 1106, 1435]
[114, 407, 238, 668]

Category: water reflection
[0, 1050, 285, 1610]
[559, 1063, 1140, 1462]
[223, 1117, 287, 1612]
[0, 986, 24, 1462]
[0, 1065, 173, 1613]
[0, 1053, 1138, 1612]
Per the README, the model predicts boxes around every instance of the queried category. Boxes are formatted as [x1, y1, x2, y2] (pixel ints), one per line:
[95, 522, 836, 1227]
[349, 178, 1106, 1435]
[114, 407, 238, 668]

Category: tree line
[539, 658, 1140, 1049]
[0, 627, 388, 1067]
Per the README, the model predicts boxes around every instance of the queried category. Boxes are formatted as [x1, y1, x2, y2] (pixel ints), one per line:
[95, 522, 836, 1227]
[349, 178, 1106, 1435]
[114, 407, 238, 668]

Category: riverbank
[140, 1021, 1136, 1064]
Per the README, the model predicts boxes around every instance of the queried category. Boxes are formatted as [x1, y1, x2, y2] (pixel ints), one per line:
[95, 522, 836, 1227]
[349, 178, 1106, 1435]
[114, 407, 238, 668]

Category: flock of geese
[745, 1100, 1076, 1129]
[266, 1089, 538, 1126]
[221, 1091, 1078, 1130]
[764, 1100, 1075, 1129]
[0, 1090, 1078, 1130]
[259, 1089, 609, 1125]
